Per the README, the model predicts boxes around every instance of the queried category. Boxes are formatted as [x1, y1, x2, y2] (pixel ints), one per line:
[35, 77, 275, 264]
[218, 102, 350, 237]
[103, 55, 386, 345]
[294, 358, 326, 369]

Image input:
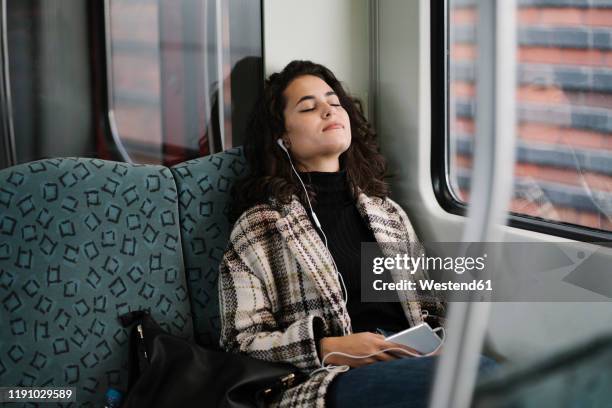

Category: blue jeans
[325, 354, 498, 408]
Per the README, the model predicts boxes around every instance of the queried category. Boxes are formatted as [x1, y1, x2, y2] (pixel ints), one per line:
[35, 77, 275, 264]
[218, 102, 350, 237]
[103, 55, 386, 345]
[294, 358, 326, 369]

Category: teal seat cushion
[171, 147, 247, 348]
[0, 158, 193, 407]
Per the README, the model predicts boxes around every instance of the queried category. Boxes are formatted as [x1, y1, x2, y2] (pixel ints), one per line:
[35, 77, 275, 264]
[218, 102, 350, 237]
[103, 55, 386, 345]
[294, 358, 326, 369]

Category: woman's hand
[319, 332, 421, 368]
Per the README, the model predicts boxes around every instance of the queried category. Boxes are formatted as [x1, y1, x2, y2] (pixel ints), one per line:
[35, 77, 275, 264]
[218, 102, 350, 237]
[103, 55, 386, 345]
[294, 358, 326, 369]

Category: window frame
[0, 0, 16, 169]
[429, 0, 612, 244]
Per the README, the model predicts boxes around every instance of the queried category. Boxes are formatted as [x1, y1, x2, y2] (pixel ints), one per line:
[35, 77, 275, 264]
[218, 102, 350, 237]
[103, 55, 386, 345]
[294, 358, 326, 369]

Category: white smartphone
[385, 323, 442, 355]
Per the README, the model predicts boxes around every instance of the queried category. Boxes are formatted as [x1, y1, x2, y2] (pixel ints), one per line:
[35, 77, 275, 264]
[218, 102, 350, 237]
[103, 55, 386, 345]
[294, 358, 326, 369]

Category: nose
[321, 102, 334, 118]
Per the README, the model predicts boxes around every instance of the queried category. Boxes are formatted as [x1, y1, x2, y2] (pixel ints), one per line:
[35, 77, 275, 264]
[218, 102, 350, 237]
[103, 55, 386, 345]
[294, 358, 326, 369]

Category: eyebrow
[295, 91, 337, 107]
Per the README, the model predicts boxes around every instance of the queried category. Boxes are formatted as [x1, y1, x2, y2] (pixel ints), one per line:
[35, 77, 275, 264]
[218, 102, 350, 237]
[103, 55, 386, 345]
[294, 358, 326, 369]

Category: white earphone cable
[310, 327, 446, 376]
[278, 140, 349, 307]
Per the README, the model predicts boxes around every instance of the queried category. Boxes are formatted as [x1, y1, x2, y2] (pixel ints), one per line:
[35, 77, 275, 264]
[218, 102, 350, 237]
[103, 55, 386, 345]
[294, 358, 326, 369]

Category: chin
[327, 131, 350, 147]
[327, 139, 350, 155]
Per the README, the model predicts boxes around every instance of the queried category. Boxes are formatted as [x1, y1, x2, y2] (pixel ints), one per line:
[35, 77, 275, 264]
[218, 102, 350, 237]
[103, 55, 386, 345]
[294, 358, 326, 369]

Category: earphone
[276, 138, 348, 308]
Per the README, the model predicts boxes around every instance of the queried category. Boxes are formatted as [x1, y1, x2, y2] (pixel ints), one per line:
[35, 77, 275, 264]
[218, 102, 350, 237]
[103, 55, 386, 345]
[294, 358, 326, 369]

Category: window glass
[448, 0, 612, 232]
[3, 0, 262, 169]
[107, 0, 163, 164]
[7, 0, 94, 165]
[107, 0, 263, 165]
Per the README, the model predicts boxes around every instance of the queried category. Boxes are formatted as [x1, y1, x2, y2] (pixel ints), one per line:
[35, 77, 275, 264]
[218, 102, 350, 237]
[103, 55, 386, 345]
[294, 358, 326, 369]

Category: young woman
[218, 60, 491, 408]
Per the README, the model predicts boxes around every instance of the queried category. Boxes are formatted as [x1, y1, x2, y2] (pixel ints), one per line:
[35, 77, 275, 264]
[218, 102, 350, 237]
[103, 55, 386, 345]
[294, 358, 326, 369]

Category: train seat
[0, 157, 196, 407]
[170, 147, 248, 349]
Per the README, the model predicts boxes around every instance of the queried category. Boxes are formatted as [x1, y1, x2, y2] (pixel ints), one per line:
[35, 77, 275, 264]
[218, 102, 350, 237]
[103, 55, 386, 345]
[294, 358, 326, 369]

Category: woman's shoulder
[382, 197, 405, 216]
[228, 201, 284, 242]
[360, 193, 418, 239]
[359, 193, 403, 217]
[383, 197, 419, 241]
[234, 201, 282, 224]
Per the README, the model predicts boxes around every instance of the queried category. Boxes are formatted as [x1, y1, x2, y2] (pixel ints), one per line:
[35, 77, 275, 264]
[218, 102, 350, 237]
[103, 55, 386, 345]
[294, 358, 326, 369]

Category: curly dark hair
[230, 60, 389, 222]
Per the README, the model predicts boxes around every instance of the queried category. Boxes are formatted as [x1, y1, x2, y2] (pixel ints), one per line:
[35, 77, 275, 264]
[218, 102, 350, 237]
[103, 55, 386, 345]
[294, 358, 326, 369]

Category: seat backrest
[0, 158, 194, 407]
[171, 147, 248, 348]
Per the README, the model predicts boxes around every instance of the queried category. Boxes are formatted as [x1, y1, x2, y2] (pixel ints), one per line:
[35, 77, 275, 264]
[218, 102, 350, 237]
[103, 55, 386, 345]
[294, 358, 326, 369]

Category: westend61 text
[373, 279, 493, 292]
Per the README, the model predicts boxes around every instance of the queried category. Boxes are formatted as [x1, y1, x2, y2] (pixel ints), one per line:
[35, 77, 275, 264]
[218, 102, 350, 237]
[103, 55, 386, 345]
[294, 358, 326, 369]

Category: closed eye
[299, 104, 341, 113]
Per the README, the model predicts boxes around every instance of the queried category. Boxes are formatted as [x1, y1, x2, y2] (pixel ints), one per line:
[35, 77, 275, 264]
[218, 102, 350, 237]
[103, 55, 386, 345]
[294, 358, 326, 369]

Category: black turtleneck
[298, 170, 407, 334]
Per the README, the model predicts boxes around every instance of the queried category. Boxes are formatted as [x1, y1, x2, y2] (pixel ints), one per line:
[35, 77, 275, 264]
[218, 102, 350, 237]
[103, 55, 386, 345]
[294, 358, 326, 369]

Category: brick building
[451, 0, 612, 231]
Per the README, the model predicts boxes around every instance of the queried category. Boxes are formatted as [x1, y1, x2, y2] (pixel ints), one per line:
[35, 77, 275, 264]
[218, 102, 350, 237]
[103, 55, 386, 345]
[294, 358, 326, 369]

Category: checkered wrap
[219, 194, 445, 407]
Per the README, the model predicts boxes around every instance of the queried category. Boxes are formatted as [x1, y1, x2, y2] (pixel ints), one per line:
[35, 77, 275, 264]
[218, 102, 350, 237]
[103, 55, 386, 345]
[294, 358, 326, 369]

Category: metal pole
[214, 0, 232, 151]
[429, 0, 517, 406]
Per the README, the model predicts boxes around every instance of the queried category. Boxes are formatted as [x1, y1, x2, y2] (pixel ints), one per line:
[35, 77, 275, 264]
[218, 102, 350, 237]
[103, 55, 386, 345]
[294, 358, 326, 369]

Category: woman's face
[281, 75, 351, 172]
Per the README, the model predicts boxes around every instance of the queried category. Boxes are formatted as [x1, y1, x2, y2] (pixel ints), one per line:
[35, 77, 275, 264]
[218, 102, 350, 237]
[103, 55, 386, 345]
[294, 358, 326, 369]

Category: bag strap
[119, 310, 153, 391]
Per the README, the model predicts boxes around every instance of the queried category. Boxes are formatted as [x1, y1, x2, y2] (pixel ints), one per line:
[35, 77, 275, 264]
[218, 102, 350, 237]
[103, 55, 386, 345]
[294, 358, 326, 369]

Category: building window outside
[448, 0, 612, 232]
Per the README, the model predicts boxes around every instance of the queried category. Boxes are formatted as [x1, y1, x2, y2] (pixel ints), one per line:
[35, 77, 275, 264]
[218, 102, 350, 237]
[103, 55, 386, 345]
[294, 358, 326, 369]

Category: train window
[436, 0, 612, 236]
[1, 0, 262, 169]
[5, 1, 95, 166]
[106, 0, 263, 165]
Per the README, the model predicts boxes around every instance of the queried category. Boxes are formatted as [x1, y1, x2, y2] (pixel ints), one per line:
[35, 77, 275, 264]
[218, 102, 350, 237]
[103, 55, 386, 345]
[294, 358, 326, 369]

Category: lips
[323, 122, 344, 131]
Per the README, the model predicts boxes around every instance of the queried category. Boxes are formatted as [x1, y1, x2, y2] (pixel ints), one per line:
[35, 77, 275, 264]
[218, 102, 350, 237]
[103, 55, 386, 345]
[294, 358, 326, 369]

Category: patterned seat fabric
[171, 147, 248, 348]
[0, 158, 194, 407]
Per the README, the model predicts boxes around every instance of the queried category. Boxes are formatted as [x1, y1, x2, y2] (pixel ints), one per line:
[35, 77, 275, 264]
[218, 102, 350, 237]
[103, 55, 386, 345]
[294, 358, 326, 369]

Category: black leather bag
[119, 311, 305, 408]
